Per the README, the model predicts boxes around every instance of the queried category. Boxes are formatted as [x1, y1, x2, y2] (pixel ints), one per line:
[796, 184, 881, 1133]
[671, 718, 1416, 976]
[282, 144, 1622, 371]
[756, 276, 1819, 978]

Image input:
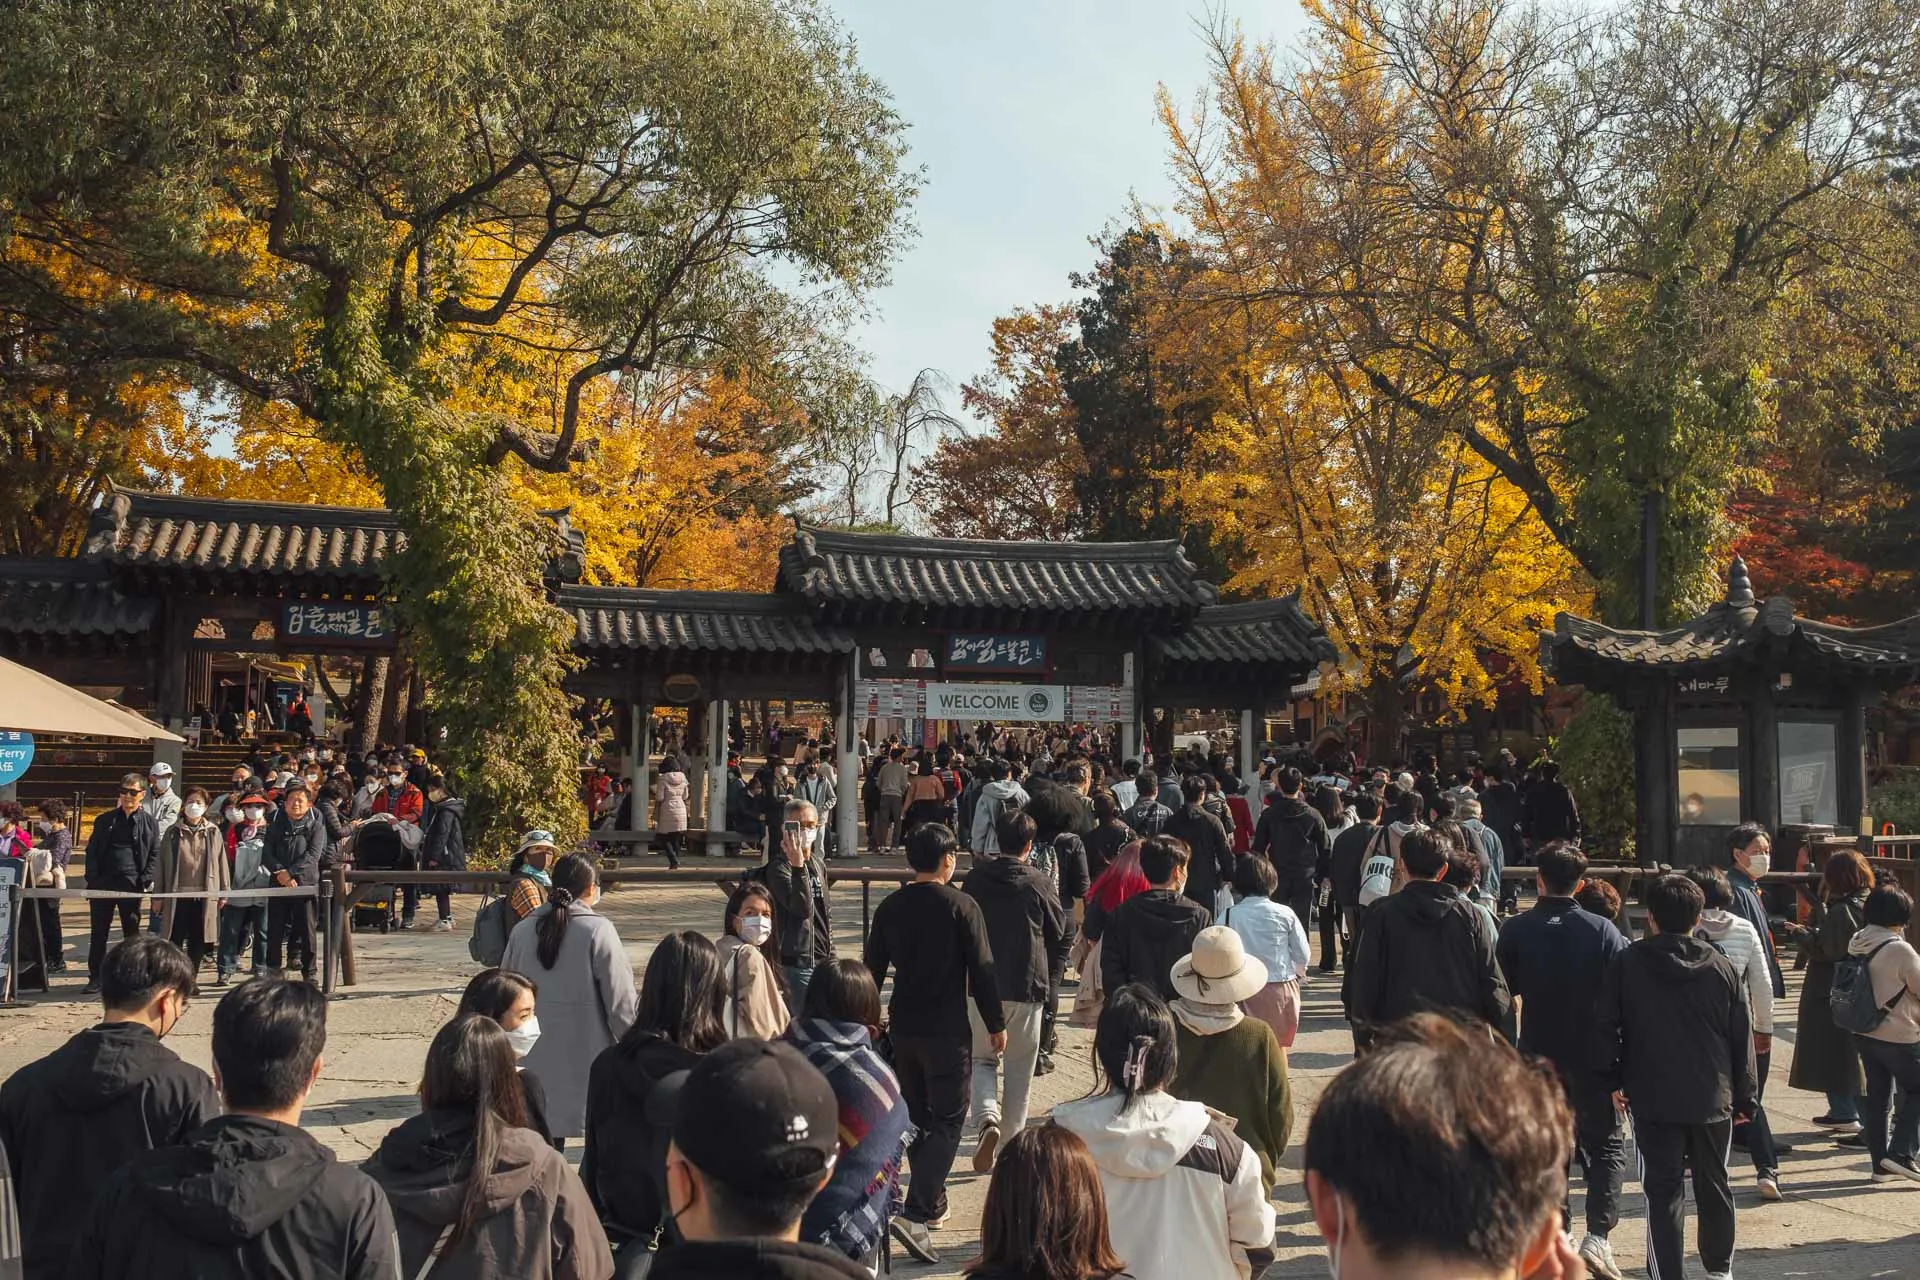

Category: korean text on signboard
[277, 603, 395, 647]
[943, 633, 1047, 674]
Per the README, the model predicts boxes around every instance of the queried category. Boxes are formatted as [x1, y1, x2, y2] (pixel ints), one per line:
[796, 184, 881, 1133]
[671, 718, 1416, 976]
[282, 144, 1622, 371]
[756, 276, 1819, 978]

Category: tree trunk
[1364, 675, 1405, 766]
[378, 656, 411, 745]
[356, 656, 389, 756]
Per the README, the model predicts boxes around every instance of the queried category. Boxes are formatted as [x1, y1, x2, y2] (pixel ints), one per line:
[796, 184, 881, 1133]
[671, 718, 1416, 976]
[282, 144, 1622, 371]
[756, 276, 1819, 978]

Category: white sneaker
[1577, 1234, 1623, 1280]
[1757, 1173, 1782, 1201]
[431, 917, 454, 932]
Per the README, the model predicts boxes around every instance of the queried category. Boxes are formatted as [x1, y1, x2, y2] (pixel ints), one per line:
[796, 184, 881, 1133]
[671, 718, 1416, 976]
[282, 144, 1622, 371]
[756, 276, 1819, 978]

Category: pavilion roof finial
[1726, 555, 1755, 608]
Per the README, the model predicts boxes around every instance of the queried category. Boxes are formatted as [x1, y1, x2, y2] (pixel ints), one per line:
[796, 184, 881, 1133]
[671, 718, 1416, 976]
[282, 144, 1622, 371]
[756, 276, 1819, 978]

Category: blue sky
[827, 0, 1305, 420]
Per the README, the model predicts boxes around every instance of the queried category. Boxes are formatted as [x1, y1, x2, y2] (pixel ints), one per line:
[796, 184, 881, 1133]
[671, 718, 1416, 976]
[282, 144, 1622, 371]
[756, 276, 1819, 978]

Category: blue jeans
[784, 964, 815, 1015]
[1826, 1090, 1866, 1121]
[1857, 1035, 1920, 1167]
[218, 903, 267, 976]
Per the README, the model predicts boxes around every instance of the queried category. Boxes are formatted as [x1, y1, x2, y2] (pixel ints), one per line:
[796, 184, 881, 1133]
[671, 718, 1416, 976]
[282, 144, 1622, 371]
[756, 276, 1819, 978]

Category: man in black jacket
[1165, 773, 1234, 916]
[1343, 829, 1511, 1049]
[0, 937, 216, 1280]
[1121, 770, 1172, 836]
[1592, 874, 1755, 1280]
[765, 799, 835, 1011]
[1522, 760, 1581, 847]
[1495, 843, 1630, 1280]
[262, 780, 330, 984]
[69, 978, 399, 1280]
[81, 773, 160, 994]
[961, 810, 1070, 1173]
[1101, 835, 1212, 1001]
[1478, 762, 1526, 872]
[1251, 767, 1332, 933]
[864, 824, 1003, 1262]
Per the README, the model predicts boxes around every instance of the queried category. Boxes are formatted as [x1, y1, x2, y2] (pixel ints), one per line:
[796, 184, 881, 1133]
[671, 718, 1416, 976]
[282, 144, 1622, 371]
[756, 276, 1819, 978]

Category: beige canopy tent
[0, 655, 184, 742]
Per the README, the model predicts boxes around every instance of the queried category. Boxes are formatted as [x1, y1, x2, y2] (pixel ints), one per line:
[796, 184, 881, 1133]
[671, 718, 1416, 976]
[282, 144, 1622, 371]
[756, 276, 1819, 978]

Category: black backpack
[1830, 940, 1903, 1034]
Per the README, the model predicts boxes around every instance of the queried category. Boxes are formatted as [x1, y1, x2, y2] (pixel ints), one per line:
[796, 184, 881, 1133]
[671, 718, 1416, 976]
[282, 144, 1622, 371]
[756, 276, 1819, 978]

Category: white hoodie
[1695, 908, 1774, 1033]
[1051, 1090, 1275, 1280]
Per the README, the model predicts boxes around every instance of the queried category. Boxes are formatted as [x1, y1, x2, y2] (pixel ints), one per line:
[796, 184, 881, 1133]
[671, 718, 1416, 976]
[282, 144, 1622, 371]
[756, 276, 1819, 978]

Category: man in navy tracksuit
[1725, 822, 1794, 1149]
[1497, 842, 1629, 1280]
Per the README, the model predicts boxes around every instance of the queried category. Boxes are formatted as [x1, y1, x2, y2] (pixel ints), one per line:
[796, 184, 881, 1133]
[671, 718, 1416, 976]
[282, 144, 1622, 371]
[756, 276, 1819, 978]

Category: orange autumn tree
[1159, 9, 1590, 755]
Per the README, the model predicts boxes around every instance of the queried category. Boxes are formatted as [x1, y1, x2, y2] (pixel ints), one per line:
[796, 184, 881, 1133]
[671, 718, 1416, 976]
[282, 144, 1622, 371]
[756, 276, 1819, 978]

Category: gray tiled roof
[1158, 595, 1336, 667]
[0, 558, 157, 637]
[562, 587, 853, 654]
[85, 486, 400, 582]
[778, 523, 1218, 614]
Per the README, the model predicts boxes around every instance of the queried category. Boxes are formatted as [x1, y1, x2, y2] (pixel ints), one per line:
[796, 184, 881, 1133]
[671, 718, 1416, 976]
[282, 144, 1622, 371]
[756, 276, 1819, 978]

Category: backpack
[1357, 829, 1396, 906]
[1830, 940, 1903, 1034]
[468, 890, 515, 966]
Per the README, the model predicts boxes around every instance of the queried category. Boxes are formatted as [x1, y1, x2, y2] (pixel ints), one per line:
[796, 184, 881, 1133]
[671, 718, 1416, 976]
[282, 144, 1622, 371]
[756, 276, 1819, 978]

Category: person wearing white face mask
[141, 762, 182, 839]
[155, 786, 229, 987]
[216, 793, 273, 984]
[717, 882, 791, 1039]
[1304, 1013, 1585, 1280]
[459, 967, 559, 1148]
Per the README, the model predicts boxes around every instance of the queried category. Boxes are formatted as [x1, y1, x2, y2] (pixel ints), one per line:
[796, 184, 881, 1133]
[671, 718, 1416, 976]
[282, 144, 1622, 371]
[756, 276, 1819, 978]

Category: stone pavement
[2, 876, 1916, 1277]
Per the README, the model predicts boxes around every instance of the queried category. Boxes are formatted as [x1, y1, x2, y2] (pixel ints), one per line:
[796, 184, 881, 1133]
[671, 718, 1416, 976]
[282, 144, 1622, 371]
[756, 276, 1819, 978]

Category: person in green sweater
[1168, 925, 1293, 1189]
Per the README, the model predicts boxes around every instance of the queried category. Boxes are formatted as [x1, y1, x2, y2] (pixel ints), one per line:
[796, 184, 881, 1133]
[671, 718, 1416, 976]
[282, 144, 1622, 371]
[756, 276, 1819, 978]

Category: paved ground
[4, 871, 1917, 1277]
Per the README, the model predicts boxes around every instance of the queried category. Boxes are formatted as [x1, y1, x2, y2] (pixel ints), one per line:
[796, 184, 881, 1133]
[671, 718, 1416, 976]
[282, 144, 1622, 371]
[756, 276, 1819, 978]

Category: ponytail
[535, 853, 596, 970]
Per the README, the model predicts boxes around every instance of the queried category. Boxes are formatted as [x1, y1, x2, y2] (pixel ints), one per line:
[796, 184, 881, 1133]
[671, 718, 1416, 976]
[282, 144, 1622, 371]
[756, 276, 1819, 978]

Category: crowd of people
[3, 728, 1920, 1280]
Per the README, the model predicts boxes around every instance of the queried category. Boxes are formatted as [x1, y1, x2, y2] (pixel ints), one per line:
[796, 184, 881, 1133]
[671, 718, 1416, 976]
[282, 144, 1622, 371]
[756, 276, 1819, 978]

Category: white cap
[148, 761, 174, 777]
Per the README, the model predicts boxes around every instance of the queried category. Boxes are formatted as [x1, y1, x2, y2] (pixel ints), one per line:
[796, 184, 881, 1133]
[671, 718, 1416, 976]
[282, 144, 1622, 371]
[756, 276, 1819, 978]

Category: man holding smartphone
[765, 799, 833, 1009]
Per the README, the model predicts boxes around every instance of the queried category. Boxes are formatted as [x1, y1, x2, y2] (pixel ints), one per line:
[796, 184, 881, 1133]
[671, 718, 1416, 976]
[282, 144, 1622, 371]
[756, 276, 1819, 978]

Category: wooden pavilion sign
[943, 632, 1047, 674]
[276, 602, 395, 647]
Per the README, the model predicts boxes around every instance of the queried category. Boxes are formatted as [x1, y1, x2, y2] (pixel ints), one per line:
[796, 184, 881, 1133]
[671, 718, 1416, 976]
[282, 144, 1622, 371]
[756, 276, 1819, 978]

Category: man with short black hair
[1593, 874, 1755, 1280]
[863, 825, 1003, 1262]
[81, 773, 160, 995]
[69, 979, 399, 1280]
[642, 1038, 865, 1280]
[1494, 842, 1629, 1279]
[1100, 835, 1211, 1001]
[1121, 770, 1172, 837]
[1343, 829, 1510, 1049]
[0, 937, 216, 1280]
[961, 809, 1069, 1172]
[1252, 765, 1333, 930]
[1165, 772, 1234, 914]
[1305, 1013, 1582, 1280]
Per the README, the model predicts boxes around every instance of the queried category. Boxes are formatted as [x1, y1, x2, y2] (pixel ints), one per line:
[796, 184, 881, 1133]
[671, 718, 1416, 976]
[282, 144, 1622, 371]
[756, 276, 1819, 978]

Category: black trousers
[891, 1033, 972, 1224]
[1734, 1049, 1779, 1178]
[267, 897, 316, 979]
[1562, 1086, 1626, 1237]
[401, 885, 452, 921]
[1275, 877, 1314, 934]
[87, 893, 142, 978]
[1040, 914, 1078, 1053]
[168, 913, 209, 973]
[1635, 1115, 1735, 1280]
[1317, 893, 1343, 970]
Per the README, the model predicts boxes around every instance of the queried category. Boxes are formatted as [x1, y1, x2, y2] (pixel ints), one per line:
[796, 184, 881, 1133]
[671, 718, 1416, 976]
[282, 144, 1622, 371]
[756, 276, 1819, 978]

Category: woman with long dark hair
[365, 1014, 613, 1279]
[579, 930, 725, 1256]
[1051, 985, 1274, 1280]
[717, 882, 790, 1039]
[784, 960, 911, 1265]
[458, 967, 557, 1147]
[502, 854, 638, 1144]
[965, 1125, 1126, 1280]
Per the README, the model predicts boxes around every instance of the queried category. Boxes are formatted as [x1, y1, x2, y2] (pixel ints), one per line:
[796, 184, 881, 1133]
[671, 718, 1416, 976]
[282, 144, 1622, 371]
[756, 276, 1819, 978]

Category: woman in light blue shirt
[1218, 854, 1312, 1049]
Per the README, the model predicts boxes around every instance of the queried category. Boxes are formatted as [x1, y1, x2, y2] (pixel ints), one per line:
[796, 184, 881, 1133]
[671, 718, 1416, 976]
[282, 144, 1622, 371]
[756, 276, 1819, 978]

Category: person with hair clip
[784, 960, 911, 1267]
[964, 1125, 1126, 1280]
[458, 968, 557, 1147]
[1051, 985, 1274, 1280]
[580, 931, 726, 1258]
[717, 882, 790, 1039]
[365, 1013, 614, 1279]
[503, 854, 638, 1144]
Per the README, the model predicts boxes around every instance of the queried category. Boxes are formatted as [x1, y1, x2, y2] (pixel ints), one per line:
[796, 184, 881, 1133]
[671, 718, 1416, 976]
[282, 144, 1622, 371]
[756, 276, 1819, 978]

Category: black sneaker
[1034, 1051, 1056, 1077]
[1835, 1132, 1869, 1148]
[1874, 1155, 1920, 1183]
[80, 981, 101, 995]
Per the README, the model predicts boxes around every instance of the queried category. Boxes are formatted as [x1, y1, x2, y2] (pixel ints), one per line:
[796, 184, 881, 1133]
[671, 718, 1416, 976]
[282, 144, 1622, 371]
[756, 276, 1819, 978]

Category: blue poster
[0, 732, 32, 786]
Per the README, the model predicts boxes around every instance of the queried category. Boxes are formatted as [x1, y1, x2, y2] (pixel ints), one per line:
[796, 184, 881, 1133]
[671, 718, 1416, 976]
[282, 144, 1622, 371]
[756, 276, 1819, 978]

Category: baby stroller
[351, 814, 418, 932]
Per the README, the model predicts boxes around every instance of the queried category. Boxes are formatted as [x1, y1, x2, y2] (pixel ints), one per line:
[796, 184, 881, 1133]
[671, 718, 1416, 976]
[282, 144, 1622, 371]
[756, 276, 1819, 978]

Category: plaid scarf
[784, 1018, 913, 1261]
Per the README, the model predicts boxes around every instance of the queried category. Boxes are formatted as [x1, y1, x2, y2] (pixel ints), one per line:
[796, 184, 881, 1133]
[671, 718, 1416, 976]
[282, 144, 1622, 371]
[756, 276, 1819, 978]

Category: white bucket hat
[1170, 925, 1268, 1004]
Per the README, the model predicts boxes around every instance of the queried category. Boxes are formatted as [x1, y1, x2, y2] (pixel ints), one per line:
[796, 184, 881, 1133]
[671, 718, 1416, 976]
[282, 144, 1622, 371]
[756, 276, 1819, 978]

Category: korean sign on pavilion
[277, 602, 395, 647]
[943, 633, 1047, 674]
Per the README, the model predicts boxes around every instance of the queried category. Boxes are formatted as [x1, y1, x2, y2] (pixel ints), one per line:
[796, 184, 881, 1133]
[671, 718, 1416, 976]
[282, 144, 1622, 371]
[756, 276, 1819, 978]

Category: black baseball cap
[646, 1038, 839, 1194]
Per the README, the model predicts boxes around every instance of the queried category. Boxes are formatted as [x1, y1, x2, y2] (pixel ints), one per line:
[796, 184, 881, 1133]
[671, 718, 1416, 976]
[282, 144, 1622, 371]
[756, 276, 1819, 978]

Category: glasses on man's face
[119, 788, 142, 797]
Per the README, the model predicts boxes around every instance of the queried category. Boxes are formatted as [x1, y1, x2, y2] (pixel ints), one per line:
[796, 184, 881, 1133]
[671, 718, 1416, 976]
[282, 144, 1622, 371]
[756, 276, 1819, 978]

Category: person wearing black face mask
[0, 936, 217, 1280]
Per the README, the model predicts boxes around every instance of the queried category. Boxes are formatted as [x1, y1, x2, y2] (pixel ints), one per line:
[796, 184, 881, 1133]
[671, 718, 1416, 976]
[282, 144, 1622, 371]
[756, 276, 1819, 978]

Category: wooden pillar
[1239, 706, 1258, 801]
[706, 697, 728, 857]
[1749, 685, 1780, 831]
[628, 679, 653, 834]
[1633, 686, 1675, 868]
[1840, 688, 1868, 839]
[156, 598, 192, 731]
[836, 658, 859, 860]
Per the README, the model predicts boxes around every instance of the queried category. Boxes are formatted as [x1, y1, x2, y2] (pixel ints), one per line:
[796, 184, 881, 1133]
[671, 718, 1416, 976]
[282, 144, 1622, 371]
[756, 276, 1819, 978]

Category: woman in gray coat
[503, 854, 639, 1141]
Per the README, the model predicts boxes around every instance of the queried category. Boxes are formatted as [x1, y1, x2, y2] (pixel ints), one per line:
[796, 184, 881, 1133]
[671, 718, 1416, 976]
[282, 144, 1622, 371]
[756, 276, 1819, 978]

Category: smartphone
[784, 820, 801, 839]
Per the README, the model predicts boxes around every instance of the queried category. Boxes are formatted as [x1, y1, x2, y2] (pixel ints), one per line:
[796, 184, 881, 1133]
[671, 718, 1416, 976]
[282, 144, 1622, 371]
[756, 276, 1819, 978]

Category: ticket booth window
[1676, 726, 1742, 825]
[1777, 720, 1839, 827]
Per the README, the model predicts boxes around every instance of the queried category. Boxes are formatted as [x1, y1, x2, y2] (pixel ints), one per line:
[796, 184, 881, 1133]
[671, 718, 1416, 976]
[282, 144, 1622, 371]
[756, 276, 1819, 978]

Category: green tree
[0, 0, 913, 851]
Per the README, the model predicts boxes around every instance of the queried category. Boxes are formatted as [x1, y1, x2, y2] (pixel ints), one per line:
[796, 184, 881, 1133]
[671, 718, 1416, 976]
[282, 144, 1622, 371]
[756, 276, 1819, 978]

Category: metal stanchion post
[320, 878, 337, 995]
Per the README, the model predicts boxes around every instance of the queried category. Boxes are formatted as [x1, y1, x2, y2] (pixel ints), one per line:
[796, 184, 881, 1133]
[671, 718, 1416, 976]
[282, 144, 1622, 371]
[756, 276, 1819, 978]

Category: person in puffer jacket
[1052, 986, 1274, 1280]
[1690, 868, 1783, 1201]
